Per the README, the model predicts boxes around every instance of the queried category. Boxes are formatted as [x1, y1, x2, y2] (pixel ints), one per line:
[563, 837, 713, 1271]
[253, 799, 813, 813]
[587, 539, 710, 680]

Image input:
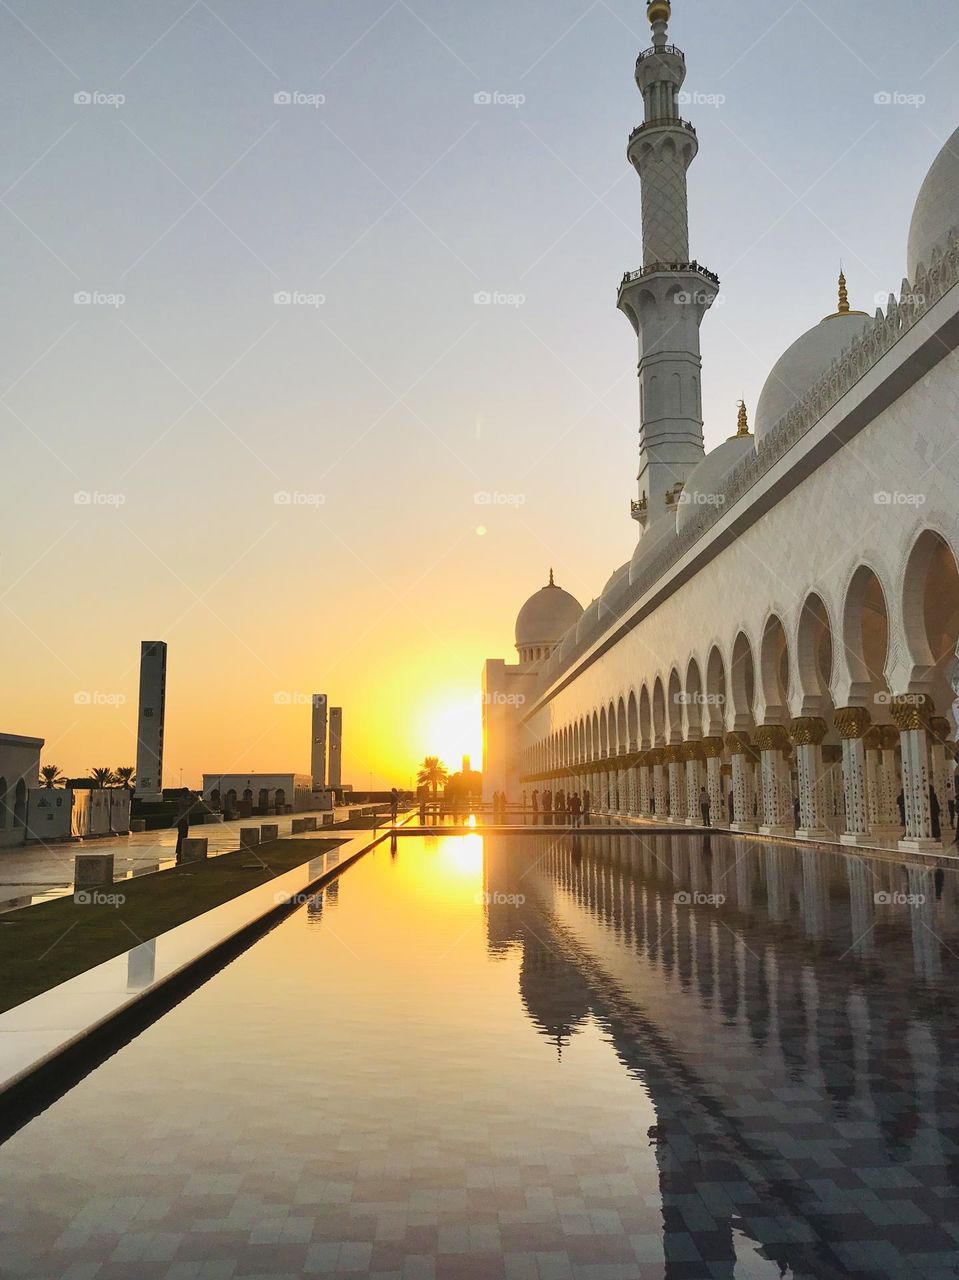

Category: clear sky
[2, 0, 957, 788]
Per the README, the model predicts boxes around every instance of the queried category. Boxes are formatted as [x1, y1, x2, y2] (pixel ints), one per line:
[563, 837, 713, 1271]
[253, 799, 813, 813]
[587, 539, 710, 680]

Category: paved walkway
[0, 808, 366, 912]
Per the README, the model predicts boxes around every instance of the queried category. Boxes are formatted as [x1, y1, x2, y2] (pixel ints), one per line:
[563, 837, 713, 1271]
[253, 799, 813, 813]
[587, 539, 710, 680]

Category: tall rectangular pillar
[135, 641, 167, 802]
[329, 707, 343, 789]
[311, 694, 328, 792]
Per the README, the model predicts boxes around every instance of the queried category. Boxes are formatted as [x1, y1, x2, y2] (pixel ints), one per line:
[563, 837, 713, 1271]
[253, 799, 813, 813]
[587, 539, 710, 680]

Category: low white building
[0, 733, 44, 849]
[202, 773, 313, 814]
[26, 788, 131, 842]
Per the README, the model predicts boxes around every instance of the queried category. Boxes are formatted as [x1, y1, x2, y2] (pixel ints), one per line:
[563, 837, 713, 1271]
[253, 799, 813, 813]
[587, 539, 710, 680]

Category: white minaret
[618, 0, 718, 531]
[311, 694, 328, 792]
[135, 641, 167, 801]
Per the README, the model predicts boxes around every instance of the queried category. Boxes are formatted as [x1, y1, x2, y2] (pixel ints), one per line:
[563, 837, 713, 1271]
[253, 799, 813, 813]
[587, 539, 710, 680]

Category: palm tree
[39, 764, 65, 788]
[417, 756, 449, 796]
[114, 766, 136, 791]
[90, 767, 117, 789]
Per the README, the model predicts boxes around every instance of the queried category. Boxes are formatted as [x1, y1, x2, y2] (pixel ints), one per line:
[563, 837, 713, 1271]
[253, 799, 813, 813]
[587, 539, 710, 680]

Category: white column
[836, 708, 870, 845]
[790, 718, 832, 839]
[652, 755, 667, 819]
[702, 739, 725, 826]
[684, 750, 706, 826]
[638, 762, 652, 816]
[667, 750, 685, 822]
[627, 767, 639, 816]
[864, 725, 902, 845]
[727, 734, 757, 832]
[756, 725, 793, 834]
[894, 696, 939, 850]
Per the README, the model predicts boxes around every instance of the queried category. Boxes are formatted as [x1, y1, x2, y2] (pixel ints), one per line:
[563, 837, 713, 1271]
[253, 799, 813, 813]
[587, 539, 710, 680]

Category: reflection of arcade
[481, 832, 959, 1278]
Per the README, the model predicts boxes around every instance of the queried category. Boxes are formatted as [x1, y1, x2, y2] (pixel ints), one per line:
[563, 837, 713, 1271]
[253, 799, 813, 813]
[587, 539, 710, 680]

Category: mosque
[482, 0, 959, 854]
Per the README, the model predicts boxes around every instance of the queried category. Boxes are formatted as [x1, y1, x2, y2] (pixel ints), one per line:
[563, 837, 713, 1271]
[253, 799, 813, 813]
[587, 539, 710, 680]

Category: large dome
[676, 411, 754, 534]
[514, 572, 584, 651]
[907, 125, 959, 282]
[754, 296, 872, 447]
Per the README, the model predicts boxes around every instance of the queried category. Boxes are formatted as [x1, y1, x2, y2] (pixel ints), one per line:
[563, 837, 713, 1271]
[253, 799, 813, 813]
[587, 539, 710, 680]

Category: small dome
[575, 598, 601, 643]
[676, 430, 753, 534]
[754, 292, 872, 446]
[907, 125, 959, 282]
[602, 562, 629, 596]
[628, 515, 677, 586]
[515, 571, 583, 655]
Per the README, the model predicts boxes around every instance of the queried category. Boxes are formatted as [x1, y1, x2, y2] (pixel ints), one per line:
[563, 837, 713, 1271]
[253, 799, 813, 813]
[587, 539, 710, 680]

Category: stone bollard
[181, 838, 208, 863]
[130, 818, 147, 833]
[303, 816, 317, 831]
[260, 823, 279, 843]
[291, 818, 305, 834]
[240, 828, 259, 850]
[321, 812, 334, 826]
[75, 853, 114, 890]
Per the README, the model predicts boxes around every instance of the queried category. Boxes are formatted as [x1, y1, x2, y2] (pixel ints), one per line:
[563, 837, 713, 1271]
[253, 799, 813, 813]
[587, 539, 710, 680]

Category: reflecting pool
[2, 831, 959, 1278]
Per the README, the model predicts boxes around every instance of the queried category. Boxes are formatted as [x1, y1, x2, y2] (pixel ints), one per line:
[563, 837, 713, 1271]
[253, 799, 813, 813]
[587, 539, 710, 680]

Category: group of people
[528, 788, 591, 825]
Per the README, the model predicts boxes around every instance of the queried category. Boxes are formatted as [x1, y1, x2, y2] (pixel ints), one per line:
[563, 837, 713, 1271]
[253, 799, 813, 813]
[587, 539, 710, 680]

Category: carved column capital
[755, 723, 790, 752]
[890, 694, 933, 731]
[725, 731, 758, 760]
[700, 735, 726, 758]
[789, 716, 828, 746]
[681, 740, 705, 762]
[834, 706, 871, 740]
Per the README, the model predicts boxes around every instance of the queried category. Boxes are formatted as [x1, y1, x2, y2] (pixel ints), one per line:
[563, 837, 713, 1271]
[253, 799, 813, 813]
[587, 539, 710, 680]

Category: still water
[2, 832, 959, 1279]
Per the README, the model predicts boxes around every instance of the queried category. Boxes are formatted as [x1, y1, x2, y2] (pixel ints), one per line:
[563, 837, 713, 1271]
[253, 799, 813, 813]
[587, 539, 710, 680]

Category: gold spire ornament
[735, 399, 750, 437]
[548, 568, 555, 586]
[837, 268, 850, 314]
[647, 1, 671, 24]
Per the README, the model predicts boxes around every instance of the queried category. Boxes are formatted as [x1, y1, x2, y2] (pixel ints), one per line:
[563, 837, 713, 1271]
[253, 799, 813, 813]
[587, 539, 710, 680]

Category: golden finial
[548, 567, 555, 586]
[837, 267, 850, 315]
[735, 399, 750, 437]
[647, 1, 671, 25]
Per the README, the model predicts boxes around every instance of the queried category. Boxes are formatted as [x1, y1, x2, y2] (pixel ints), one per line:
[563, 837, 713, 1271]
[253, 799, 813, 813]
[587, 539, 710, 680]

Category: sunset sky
[2, 0, 956, 787]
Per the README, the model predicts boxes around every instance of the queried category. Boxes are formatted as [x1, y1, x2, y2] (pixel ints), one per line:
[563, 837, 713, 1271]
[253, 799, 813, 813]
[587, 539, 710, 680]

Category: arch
[684, 657, 704, 738]
[592, 710, 600, 759]
[729, 631, 756, 731]
[226, 788, 237, 809]
[900, 530, 959, 715]
[758, 614, 790, 724]
[666, 668, 683, 742]
[639, 685, 652, 748]
[0, 777, 6, 829]
[211, 788, 221, 809]
[242, 787, 254, 804]
[258, 787, 270, 811]
[599, 707, 609, 757]
[627, 691, 639, 749]
[796, 593, 834, 713]
[652, 677, 666, 746]
[274, 787, 286, 809]
[705, 646, 727, 735]
[841, 566, 890, 709]
[617, 697, 628, 755]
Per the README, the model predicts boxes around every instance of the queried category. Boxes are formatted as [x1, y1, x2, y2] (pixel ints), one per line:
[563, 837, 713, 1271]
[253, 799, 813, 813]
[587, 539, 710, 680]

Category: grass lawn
[0, 836, 344, 1015]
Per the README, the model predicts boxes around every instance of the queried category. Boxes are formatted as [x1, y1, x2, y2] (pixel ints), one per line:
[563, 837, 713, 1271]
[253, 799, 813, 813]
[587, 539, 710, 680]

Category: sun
[420, 692, 483, 772]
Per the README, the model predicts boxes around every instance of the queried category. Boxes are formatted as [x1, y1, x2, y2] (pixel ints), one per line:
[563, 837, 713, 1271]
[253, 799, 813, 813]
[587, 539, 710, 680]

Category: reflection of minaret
[618, 1, 719, 529]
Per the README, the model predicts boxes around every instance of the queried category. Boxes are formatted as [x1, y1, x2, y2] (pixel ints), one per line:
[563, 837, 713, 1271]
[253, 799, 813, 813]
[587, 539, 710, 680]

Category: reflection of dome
[515, 570, 584, 664]
[907, 125, 959, 281]
[676, 403, 754, 533]
[755, 276, 872, 447]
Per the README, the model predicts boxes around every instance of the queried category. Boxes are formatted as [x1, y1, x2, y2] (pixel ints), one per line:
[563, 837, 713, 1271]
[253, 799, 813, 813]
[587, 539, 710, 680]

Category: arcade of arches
[520, 535, 959, 853]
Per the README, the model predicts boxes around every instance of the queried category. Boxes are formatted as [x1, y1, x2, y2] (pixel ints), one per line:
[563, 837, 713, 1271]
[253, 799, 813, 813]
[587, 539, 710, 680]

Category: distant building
[135, 641, 167, 801]
[0, 733, 44, 848]
[202, 773, 313, 814]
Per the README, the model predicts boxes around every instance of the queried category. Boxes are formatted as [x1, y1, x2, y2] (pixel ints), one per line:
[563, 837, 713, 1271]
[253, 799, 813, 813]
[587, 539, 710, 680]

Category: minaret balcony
[618, 260, 720, 297]
[628, 118, 696, 149]
[636, 44, 684, 65]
